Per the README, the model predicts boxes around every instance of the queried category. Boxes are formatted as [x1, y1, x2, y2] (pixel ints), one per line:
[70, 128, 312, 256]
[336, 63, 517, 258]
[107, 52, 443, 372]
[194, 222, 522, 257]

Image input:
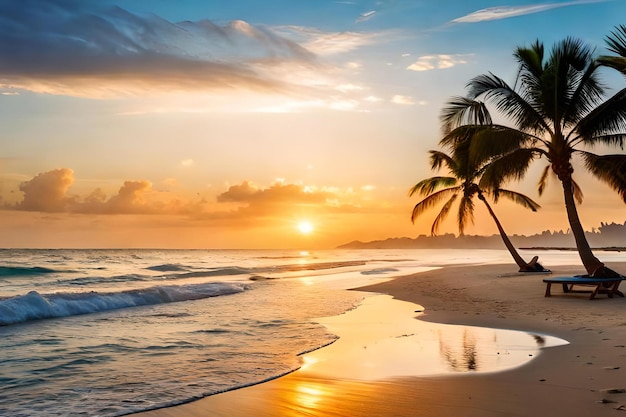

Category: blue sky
[0, 0, 625, 248]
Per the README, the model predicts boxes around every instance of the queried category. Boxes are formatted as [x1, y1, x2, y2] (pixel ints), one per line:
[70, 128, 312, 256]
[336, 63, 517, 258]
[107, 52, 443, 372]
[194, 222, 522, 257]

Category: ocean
[1, 248, 623, 416]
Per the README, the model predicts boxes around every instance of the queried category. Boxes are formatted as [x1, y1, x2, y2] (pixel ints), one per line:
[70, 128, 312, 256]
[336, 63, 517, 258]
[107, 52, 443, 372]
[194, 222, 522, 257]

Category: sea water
[0, 248, 623, 416]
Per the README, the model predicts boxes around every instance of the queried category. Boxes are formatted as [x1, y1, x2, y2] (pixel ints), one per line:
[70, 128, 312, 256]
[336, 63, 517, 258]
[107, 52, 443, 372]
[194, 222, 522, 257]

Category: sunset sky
[1, 0, 625, 249]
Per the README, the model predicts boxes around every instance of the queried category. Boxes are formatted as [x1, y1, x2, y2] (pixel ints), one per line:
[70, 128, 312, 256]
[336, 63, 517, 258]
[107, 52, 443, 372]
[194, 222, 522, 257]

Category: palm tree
[441, 37, 626, 277]
[409, 135, 543, 272]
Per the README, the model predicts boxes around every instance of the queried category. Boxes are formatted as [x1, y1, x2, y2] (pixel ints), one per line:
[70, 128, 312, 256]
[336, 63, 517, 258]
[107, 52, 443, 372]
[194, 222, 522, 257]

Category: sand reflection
[300, 294, 568, 380]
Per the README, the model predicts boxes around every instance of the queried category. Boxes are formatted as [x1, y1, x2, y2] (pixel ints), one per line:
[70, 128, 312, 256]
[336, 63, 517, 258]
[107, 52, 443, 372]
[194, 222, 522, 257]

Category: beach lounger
[543, 276, 625, 300]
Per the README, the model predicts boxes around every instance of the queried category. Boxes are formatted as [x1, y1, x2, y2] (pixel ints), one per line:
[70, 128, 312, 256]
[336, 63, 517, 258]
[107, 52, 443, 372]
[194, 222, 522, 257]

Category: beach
[133, 261, 626, 417]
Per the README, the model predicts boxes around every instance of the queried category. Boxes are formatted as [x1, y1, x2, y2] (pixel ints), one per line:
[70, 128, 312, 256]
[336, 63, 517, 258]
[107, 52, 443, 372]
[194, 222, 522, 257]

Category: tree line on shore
[339, 221, 626, 250]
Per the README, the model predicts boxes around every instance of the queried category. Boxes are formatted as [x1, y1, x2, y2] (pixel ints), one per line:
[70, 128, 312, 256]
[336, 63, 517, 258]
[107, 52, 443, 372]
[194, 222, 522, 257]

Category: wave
[0, 282, 248, 326]
[360, 267, 399, 275]
[56, 267, 254, 287]
[0, 266, 62, 277]
[145, 264, 189, 272]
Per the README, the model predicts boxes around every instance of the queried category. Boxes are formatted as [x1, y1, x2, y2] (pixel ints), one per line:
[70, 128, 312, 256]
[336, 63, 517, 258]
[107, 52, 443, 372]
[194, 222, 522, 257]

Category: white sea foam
[0, 282, 247, 325]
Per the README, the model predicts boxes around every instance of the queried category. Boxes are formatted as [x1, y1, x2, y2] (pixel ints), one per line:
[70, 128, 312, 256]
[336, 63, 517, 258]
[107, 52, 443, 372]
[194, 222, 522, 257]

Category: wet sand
[133, 262, 626, 416]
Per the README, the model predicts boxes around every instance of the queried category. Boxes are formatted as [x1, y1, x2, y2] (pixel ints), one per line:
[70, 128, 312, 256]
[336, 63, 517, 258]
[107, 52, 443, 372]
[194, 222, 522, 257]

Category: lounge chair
[543, 276, 625, 300]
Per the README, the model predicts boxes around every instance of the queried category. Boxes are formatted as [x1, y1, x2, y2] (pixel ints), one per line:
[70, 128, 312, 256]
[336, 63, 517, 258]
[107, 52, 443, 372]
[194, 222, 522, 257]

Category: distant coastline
[520, 247, 625, 252]
[337, 221, 626, 250]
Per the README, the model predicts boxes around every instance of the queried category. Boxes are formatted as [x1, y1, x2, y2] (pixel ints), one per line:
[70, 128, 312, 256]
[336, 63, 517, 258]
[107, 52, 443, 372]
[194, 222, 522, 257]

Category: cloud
[0, 0, 385, 99]
[356, 10, 377, 23]
[16, 168, 75, 212]
[406, 54, 472, 71]
[217, 181, 329, 206]
[275, 26, 384, 56]
[364, 95, 383, 102]
[4, 170, 394, 228]
[105, 181, 153, 213]
[391, 95, 414, 105]
[181, 159, 194, 167]
[10, 168, 166, 214]
[335, 83, 364, 93]
[451, 1, 606, 23]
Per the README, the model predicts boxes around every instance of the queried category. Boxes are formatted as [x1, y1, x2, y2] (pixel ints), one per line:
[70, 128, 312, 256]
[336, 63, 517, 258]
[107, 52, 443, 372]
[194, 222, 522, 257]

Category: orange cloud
[16, 168, 75, 212]
[2, 170, 407, 246]
[8, 169, 162, 215]
[218, 181, 329, 205]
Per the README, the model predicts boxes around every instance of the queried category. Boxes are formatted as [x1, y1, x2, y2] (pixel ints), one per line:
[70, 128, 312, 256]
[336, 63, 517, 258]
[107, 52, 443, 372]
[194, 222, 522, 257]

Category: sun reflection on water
[294, 383, 326, 409]
[298, 294, 569, 380]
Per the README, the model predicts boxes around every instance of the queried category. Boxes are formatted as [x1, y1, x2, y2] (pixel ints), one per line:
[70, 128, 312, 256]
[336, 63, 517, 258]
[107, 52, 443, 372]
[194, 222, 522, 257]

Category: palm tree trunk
[560, 177, 604, 275]
[478, 196, 530, 270]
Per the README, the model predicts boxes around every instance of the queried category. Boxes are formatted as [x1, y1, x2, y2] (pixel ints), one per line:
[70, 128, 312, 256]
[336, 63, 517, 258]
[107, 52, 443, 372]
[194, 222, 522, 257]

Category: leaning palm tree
[442, 37, 626, 277]
[409, 136, 543, 272]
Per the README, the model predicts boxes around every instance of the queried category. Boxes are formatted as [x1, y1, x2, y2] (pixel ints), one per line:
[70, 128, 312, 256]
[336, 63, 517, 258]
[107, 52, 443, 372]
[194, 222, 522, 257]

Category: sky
[1, 0, 625, 249]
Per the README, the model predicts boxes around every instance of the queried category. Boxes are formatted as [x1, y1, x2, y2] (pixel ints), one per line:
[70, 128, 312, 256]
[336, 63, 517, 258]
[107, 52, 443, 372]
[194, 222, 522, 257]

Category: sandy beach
[133, 261, 626, 417]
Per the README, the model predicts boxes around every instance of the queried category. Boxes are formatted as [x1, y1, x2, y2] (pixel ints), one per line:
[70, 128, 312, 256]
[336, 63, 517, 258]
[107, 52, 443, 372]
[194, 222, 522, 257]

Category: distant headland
[338, 221, 626, 251]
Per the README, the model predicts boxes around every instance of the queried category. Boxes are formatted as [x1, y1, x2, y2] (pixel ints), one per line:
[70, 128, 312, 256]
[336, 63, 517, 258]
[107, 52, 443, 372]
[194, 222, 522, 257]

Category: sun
[297, 221, 314, 235]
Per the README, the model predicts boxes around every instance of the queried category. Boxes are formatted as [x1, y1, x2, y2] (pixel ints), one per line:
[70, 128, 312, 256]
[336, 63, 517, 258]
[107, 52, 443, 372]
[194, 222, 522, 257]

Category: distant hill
[337, 221, 626, 250]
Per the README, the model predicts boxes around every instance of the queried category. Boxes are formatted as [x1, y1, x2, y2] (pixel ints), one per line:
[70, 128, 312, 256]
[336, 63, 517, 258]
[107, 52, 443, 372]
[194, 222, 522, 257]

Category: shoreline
[132, 262, 626, 416]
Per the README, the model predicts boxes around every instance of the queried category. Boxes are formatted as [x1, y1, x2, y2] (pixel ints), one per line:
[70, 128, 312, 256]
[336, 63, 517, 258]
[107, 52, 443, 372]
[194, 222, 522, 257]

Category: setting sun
[297, 221, 314, 235]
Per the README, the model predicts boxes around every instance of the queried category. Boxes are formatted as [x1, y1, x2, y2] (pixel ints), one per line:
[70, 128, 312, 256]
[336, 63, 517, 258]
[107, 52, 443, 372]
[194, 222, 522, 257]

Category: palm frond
[430, 194, 458, 235]
[514, 40, 544, 79]
[562, 60, 604, 129]
[537, 165, 552, 196]
[408, 176, 457, 197]
[605, 24, 626, 57]
[429, 150, 458, 173]
[440, 97, 492, 134]
[535, 37, 597, 130]
[456, 196, 475, 236]
[514, 41, 545, 111]
[575, 87, 626, 148]
[597, 56, 626, 74]
[496, 189, 541, 211]
[479, 148, 537, 191]
[440, 125, 483, 149]
[410, 187, 461, 223]
[581, 152, 626, 203]
[469, 125, 537, 163]
[571, 179, 584, 205]
[466, 72, 550, 134]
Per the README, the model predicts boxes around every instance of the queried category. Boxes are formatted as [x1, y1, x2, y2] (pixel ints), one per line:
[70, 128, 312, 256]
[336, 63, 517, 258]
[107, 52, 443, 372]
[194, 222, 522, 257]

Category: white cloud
[391, 95, 414, 105]
[364, 95, 383, 102]
[451, 1, 606, 23]
[274, 26, 384, 56]
[356, 10, 377, 23]
[407, 54, 472, 71]
[335, 83, 364, 93]
[330, 100, 359, 111]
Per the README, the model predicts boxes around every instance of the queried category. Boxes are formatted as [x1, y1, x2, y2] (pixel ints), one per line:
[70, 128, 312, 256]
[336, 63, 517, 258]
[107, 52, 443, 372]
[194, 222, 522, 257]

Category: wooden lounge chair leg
[545, 283, 552, 297]
[590, 285, 600, 300]
[610, 282, 624, 297]
[562, 283, 570, 293]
